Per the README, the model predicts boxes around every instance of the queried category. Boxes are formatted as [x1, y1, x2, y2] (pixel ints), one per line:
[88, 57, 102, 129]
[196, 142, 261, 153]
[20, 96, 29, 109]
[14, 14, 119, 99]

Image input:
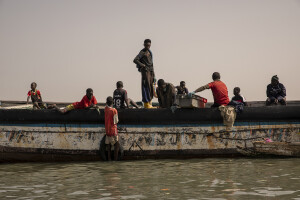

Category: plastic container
[176, 94, 207, 108]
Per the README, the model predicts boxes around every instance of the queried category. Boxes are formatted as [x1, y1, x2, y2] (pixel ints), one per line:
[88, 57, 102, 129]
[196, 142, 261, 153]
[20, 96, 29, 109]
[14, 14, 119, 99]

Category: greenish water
[0, 159, 299, 200]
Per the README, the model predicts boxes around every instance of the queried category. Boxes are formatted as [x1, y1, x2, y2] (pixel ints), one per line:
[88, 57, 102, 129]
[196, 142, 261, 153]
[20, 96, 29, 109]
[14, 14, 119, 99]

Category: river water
[0, 159, 299, 200]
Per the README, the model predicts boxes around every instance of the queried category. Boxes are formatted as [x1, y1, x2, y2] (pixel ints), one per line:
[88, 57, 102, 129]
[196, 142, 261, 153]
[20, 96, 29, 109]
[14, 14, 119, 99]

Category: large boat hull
[0, 107, 299, 162]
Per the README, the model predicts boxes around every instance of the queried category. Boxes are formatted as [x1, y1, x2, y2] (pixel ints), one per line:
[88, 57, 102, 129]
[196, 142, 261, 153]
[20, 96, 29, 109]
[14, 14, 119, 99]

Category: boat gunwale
[0, 106, 299, 125]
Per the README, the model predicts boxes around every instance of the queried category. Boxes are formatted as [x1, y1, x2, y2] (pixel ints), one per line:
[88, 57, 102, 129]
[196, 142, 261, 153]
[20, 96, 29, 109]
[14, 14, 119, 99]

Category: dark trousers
[141, 69, 154, 103]
[266, 96, 286, 105]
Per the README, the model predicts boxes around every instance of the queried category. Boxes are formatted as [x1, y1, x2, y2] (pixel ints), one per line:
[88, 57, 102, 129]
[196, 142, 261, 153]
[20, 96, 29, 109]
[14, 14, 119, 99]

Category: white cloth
[113, 114, 119, 124]
[219, 105, 236, 128]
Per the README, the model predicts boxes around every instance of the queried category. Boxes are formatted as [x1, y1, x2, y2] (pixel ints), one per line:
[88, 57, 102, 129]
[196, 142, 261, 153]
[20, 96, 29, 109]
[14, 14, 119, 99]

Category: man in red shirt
[54, 88, 98, 113]
[104, 96, 119, 161]
[189, 72, 230, 107]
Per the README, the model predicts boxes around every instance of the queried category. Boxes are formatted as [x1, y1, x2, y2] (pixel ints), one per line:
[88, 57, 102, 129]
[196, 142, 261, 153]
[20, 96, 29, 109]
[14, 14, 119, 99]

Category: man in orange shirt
[104, 96, 119, 161]
[54, 88, 98, 113]
[189, 72, 230, 107]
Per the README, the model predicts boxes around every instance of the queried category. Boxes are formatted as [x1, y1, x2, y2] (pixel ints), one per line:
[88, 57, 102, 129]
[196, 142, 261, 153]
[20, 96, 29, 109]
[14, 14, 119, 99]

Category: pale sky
[0, 0, 299, 103]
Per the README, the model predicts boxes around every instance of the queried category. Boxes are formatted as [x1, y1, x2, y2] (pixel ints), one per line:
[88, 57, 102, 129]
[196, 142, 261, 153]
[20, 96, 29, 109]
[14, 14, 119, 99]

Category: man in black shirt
[133, 39, 155, 108]
[266, 75, 286, 106]
[156, 79, 176, 108]
[113, 81, 139, 109]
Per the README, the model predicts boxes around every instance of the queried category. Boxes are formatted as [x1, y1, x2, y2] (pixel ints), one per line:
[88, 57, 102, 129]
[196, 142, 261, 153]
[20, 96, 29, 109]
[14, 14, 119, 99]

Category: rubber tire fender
[99, 135, 124, 161]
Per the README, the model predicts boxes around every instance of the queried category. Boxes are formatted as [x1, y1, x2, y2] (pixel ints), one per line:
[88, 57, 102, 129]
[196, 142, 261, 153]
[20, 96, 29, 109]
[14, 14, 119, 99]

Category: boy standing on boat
[266, 75, 286, 106]
[133, 39, 156, 108]
[113, 81, 139, 109]
[189, 72, 230, 108]
[105, 96, 119, 161]
[54, 88, 98, 113]
[27, 82, 47, 109]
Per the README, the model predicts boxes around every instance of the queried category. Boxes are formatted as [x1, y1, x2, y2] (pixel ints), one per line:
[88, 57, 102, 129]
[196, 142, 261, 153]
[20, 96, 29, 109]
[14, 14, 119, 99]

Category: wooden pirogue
[237, 142, 300, 157]
[0, 101, 299, 162]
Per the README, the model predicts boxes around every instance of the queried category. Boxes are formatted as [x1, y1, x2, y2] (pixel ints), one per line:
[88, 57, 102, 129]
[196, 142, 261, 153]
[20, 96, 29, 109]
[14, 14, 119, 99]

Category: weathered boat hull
[0, 107, 300, 162]
[237, 142, 300, 157]
[254, 142, 300, 157]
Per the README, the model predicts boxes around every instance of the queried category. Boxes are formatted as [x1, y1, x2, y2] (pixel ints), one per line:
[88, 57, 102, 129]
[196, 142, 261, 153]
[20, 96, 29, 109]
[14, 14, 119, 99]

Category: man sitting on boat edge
[232, 87, 247, 106]
[113, 81, 139, 109]
[189, 72, 230, 108]
[266, 75, 286, 106]
[26, 82, 48, 109]
[54, 88, 99, 114]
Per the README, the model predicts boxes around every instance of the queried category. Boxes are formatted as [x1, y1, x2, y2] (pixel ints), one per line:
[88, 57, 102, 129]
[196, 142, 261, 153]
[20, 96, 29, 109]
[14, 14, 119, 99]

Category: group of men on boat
[26, 38, 287, 110]
[132, 39, 287, 108]
[24, 39, 287, 160]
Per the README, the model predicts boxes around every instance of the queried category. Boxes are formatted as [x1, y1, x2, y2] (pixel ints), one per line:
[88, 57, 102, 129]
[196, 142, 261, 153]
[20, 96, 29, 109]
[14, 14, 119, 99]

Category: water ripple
[0, 158, 298, 199]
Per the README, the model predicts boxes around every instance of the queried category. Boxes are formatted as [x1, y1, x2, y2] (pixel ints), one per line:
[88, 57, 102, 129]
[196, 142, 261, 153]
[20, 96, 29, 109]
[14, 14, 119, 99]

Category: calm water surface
[0, 159, 299, 200]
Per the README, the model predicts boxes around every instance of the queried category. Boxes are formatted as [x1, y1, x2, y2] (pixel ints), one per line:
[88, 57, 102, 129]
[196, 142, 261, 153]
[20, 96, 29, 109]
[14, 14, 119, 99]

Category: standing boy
[133, 39, 156, 108]
[105, 96, 119, 161]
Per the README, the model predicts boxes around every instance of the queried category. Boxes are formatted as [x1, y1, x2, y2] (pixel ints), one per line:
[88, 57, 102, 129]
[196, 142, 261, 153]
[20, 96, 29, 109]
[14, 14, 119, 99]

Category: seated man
[105, 96, 119, 161]
[156, 79, 176, 108]
[26, 82, 47, 109]
[189, 72, 229, 107]
[54, 88, 98, 113]
[176, 81, 189, 95]
[232, 87, 247, 106]
[113, 81, 139, 109]
[266, 75, 286, 106]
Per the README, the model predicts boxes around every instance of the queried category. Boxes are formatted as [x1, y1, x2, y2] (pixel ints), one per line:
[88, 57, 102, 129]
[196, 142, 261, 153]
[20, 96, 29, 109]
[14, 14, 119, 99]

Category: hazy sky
[0, 0, 299, 103]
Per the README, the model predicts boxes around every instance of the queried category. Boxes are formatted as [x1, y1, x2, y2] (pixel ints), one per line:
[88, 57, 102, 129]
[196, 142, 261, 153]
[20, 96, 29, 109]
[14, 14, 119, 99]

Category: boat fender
[99, 135, 124, 161]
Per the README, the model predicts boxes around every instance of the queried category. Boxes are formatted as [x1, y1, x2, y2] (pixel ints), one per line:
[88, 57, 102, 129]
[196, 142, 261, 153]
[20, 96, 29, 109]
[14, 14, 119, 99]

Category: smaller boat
[237, 141, 300, 157]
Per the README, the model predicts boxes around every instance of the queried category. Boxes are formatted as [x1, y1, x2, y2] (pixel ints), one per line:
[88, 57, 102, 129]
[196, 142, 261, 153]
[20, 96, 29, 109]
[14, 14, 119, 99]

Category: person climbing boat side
[266, 75, 286, 106]
[133, 39, 156, 108]
[54, 88, 98, 114]
[189, 72, 230, 108]
[26, 82, 47, 109]
[156, 79, 176, 108]
[113, 81, 139, 109]
[105, 96, 119, 161]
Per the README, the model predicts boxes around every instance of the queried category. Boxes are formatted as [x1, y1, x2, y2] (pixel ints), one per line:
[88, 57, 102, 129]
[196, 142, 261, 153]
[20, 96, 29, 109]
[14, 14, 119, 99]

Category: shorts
[105, 135, 118, 146]
[39, 103, 47, 109]
[65, 104, 75, 111]
[32, 102, 47, 109]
